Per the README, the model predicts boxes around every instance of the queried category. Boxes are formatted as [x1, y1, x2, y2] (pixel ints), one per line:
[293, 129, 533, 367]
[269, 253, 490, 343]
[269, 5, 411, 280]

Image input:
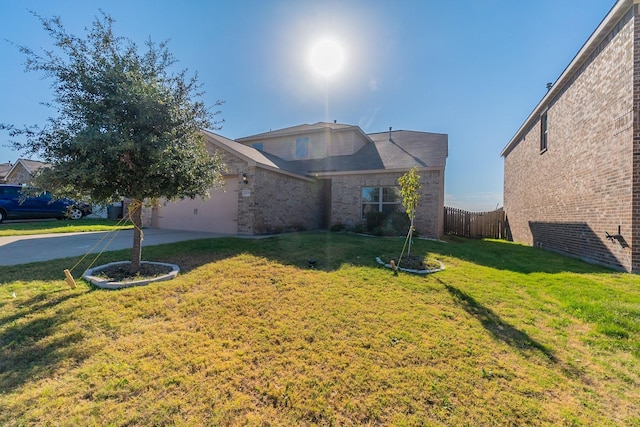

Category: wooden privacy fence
[444, 207, 508, 239]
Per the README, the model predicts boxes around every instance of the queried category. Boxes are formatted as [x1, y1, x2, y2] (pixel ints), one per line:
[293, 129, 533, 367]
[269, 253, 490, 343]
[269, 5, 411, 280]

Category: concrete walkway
[0, 229, 227, 266]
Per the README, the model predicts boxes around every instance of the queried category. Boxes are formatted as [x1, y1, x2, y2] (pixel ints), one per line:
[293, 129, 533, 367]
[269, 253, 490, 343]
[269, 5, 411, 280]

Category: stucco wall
[329, 169, 444, 238]
[243, 129, 367, 160]
[503, 8, 635, 271]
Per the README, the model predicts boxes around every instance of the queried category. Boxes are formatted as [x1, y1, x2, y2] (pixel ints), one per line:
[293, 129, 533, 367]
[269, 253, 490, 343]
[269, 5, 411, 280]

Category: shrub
[366, 211, 387, 231]
[389, 211, 411, 234]
[329, 223, 347, 232]
[353, 223, 368, 234]
[371, 226, 385, 236]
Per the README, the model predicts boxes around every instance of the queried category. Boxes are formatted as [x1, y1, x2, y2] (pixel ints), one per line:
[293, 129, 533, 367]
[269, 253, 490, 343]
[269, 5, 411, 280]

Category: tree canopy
[3, 12, 224, 204]
[2, 12, 225, 272]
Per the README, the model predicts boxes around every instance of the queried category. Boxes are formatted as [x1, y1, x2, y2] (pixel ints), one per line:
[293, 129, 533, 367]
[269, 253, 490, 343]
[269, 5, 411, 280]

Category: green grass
[0, 218, 132, 236]
[1, 232, 639, 425]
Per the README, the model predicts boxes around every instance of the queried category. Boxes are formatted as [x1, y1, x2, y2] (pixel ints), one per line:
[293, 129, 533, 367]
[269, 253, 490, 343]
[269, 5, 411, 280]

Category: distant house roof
[13, 158, 50, 174]
[500, 0, 628, 157]
[0, 162, 11, 181]
[4, 158, 50, 182]
[204, 126, 447, 178]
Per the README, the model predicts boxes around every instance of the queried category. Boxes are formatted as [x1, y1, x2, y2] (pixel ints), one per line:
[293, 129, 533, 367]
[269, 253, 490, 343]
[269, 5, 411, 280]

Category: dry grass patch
[1, 233, 639, 425]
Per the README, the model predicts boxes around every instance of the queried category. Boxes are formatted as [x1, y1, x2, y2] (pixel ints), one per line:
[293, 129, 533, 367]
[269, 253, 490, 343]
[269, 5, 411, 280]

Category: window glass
[540, 112, 548, 152]
[362, 204, 379, 217]
[361, 187, 379, 202]
[361, 186, 402, 219]
[295, 137, 309, 159]
[382, 187, 401, 202]
[252, 142, 264, 151]
[1, 186, 20, 197]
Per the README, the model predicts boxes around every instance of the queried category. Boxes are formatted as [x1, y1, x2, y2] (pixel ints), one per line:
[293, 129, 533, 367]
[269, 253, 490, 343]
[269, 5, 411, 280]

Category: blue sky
[0, 0, 615, 211]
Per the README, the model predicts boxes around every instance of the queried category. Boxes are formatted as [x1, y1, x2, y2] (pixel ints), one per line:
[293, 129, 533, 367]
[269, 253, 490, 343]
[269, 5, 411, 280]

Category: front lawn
[1, 233, 639, 425]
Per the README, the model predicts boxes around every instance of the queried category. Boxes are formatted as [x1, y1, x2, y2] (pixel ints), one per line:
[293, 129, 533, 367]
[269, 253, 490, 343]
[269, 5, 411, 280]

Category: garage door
[156, 177, 238, 234]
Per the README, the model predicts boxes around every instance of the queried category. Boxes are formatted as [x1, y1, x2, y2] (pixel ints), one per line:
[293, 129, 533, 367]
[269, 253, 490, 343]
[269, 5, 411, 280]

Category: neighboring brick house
[501, 0, 638, 271]
[153, 122, 448, 238]
[0, 162, 11, 183]
[4, 158, 50, 185]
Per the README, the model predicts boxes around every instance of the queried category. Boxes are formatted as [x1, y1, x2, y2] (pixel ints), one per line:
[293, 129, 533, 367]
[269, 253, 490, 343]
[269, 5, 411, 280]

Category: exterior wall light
[242, 173, 248, 184]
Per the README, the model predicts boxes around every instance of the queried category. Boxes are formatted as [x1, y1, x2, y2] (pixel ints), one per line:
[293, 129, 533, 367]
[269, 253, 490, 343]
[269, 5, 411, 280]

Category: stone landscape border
[375, 257, 445, 275]
[83, 261, 180, 289]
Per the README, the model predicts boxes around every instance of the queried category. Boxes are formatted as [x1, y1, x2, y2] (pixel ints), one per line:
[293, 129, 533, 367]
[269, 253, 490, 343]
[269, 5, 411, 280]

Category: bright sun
[309, 38, 345, 78]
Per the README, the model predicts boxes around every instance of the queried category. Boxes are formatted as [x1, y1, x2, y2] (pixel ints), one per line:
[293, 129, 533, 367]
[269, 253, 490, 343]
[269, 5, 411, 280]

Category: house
[4, 158, 50, 185]
[152, 122, 448, 238]
[501, 0, 638, 271]
[0, 162, 11, 183]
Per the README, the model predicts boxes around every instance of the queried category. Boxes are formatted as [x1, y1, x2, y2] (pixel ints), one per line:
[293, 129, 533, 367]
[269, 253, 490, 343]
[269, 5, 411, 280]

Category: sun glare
[309, 38, 345, 78]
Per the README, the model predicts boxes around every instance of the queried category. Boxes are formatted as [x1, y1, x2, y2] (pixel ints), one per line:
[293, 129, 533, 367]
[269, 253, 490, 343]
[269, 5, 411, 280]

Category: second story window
[295, 137, 309, 159]
[252, 142, 263, 151]
[540, 111, 548, 153]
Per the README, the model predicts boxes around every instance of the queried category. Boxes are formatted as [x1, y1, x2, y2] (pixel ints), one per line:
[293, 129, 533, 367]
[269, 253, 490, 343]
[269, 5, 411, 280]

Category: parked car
[0, 184, 92, 223]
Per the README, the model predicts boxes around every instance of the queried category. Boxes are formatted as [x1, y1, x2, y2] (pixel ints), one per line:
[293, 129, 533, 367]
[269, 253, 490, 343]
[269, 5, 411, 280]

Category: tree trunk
[407, 216, 415, 257]
[130, 199, 143, 274]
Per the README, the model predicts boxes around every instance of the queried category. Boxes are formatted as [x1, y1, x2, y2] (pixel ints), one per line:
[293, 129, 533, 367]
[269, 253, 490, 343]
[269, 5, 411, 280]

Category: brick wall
[633, 5, 640, 271]
[329, 169, 444, 238]
[251, 168, 322, 234]
[217, 149, 322, 235]
[503, 7, 636, 271]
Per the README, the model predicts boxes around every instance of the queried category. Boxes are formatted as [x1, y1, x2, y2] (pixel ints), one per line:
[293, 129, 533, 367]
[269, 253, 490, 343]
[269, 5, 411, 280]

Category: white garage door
[156, 177, 238, 234]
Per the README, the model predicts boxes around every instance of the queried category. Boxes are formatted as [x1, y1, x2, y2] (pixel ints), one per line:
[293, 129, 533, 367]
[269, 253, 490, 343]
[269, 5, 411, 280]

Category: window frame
[361, 186, 402, 219]
[540, 110, 548, 154]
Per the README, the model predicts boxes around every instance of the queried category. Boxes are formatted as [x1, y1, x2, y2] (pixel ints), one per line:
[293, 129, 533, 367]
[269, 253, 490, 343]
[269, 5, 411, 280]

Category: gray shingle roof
[0, 162, 11, 179]
[203, 127, 447, 177]
[368, 130, 448, 169]
[202, 130, 302, 174]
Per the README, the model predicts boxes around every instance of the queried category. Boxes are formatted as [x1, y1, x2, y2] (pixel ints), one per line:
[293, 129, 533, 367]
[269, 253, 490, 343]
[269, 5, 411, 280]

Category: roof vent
[334, 119, 337, 123]
[546, 82, 553, 91]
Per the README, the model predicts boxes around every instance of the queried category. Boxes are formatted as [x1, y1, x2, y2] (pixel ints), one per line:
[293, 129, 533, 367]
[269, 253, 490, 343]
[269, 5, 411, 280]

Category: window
[252, 142, 263, 151]
[362, 186, 402, 218]
[540, 111, 548, 153]
[295, 137, 309, 159]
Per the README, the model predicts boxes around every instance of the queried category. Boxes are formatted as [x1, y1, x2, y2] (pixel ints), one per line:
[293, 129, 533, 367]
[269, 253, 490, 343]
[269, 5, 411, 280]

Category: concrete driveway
[0, 228, 226, 266]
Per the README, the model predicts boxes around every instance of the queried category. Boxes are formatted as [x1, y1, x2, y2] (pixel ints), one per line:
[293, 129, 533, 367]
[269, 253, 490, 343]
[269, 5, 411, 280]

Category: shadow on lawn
[440, 279, 593, 381]
[434, 236, 613, 275]
[0, 292, 91, 394]
[442, 281, 557, 363]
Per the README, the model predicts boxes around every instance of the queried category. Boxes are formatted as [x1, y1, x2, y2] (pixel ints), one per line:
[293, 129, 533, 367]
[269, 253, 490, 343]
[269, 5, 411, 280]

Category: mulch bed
[92, 262, 174, 283]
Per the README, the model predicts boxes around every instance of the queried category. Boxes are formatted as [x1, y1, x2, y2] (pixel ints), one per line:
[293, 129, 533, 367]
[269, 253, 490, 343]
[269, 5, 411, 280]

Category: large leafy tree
[2, 12, 224, 273]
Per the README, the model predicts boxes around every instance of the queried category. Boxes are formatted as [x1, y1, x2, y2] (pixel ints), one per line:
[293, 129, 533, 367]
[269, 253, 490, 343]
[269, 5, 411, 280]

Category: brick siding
[329, 170, 444, 238]
[504, 7, 636, 271]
